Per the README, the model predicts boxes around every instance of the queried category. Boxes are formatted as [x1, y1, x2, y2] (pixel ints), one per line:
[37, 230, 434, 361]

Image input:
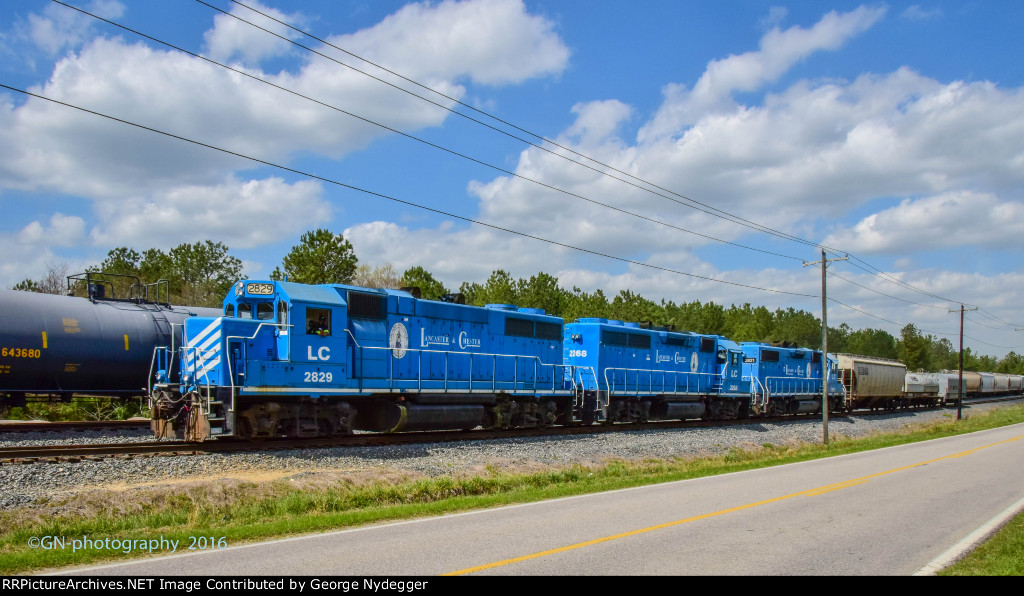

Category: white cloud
[26, 0, 124, 55]
[18, 213, 87, 247]
[89, 176, 331, 250]
[901, 5, 943, 21]
[0, 0, 570, 269]
[823, 191, 1024, 253]
[338, 4, 1024, 355]
[203, 1, 304, 67]
[1, 214, 90, 287]
[335, 0, 570, 86]
[1, 0, 569, 190]
[640, 5, 887, 141]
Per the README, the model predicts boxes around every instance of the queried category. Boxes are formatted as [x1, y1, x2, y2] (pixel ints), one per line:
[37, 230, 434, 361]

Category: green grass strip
[2, 405, 1022, 575]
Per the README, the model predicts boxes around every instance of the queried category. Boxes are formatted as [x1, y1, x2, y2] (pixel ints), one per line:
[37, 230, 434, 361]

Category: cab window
[238, 303, 252, 319]
[256, 302, 274, 320]
[306, 307, 331, 336]
[278, 302, 288, 326]
[224, 304, 235, 317]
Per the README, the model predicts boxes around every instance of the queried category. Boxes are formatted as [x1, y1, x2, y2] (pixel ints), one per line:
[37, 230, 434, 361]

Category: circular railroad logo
[389, 322, 409, 359]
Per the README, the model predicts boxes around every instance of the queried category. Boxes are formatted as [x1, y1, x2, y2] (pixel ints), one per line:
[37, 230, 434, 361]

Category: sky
[1, 0, 1023, 358]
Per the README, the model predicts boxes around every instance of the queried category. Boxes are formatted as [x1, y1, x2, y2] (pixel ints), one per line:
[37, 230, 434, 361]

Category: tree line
[11, 228, 1022, 374]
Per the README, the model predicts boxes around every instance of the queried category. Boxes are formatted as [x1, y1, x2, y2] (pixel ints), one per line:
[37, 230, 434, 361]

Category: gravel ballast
[0, 402, 1016, 511]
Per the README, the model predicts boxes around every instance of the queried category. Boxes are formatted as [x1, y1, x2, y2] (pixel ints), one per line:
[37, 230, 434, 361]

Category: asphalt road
[68, 422, 1024, 576]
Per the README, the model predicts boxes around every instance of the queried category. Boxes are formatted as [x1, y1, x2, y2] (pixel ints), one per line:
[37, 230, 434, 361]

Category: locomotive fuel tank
[0, 289, 219, 404]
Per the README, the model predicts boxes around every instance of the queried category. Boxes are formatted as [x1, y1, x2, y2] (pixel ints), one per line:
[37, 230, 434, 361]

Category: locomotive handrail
[762, 376, 823, 397]
[176, 345, 217, 415]
[341, 329, 571, 395]
[225, 323, 292, 418]
[601, 366, 722, 397]
[147, 321, 184, 400]
[567, 365, 598, 393]
[750, 375, 768, 410]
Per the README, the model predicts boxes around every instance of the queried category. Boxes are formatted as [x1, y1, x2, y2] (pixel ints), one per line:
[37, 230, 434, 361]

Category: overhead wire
[215, 0, 819, 248]
[32, 2, 1024, 348]
[0, 83, 818, 300]
[48, 0, 804, 264]
[212, 0, 996, 317]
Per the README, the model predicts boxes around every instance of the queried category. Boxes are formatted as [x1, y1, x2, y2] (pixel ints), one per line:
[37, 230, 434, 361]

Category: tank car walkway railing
[601, 367, 721, 398]
[344, 330, 575, 396]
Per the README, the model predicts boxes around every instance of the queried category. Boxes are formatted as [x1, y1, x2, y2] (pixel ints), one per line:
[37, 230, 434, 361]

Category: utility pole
[949, 304, 978, 421]
[803, 249, 848, 445]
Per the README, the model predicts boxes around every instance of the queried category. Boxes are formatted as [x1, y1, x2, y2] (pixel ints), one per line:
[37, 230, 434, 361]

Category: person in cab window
[309, 314, 329, 337]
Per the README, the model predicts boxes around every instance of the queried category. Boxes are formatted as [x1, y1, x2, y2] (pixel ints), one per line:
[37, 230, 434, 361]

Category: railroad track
[2, 395, 1019, 465]
[0, 415, 781, 464]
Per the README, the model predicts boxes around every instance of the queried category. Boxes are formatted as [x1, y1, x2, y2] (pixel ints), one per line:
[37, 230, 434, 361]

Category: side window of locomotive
[717, 348, 727, 365]
[278, 302, 288, 326]
[224, 304, 235, 317]
[306, 307, 331, 336]
[239, 303, 252, 319]
[256, 302, 274, 320]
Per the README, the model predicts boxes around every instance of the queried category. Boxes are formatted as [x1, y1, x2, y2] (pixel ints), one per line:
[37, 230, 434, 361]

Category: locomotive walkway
[65, 421, 1024, 575]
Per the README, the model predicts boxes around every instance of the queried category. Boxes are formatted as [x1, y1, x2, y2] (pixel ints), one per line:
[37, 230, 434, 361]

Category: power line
[31, 2, 1024, 343]
[0, 83, 817, 300]
[215, 0, 821, 248]
[48, 0, 805, 264]
[210, 0, 987, 312]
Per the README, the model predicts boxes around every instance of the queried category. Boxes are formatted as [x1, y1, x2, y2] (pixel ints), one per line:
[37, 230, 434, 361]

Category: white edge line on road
[914, 494, 1024, 576]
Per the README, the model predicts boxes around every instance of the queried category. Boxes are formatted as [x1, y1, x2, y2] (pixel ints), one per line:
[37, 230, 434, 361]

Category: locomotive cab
[150, 280, 574, 441]
[742, 343, 845, 416]
[563, 320, 750, 423]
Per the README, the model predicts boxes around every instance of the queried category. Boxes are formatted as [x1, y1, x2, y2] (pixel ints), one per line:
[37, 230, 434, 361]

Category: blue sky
[1, 0, 1023, 357]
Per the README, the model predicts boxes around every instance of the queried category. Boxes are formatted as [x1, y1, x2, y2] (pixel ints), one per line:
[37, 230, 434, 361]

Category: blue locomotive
[740, 342, 844, 416]
[149, 280, 845, 441]
[150, 280, 575, 440]
[563, 318, 749, 424]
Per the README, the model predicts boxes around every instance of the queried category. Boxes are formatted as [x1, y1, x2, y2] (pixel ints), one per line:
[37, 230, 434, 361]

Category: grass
[3, 398, 148, 421]
[1, 404, 1022, 575]
[940, 504, 1024, 576]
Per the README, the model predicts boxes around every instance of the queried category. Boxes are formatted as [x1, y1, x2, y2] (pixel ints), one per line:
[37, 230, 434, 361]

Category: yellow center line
[444, 433, 1023, 576]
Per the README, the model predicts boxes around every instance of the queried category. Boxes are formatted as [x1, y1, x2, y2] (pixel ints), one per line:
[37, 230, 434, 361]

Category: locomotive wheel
[234, 415, 254, 439]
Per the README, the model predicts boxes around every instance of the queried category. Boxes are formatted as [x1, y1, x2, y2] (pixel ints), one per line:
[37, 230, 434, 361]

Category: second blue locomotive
[150, 279, 843, 440]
